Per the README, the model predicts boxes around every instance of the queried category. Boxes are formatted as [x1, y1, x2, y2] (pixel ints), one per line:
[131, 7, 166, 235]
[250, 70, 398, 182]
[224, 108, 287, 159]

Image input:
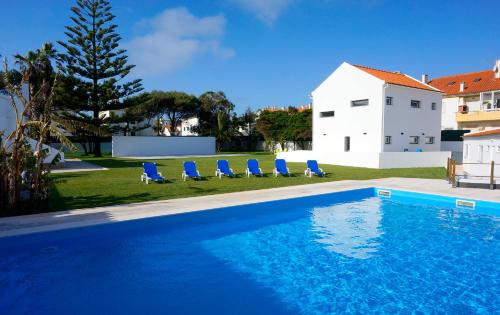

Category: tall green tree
[161, 91, 199, 136]
[198, 91, 236, 150]
[108, 93, 151, 136]
[57, 0, 142, 156]
[255, 108, 312, 151]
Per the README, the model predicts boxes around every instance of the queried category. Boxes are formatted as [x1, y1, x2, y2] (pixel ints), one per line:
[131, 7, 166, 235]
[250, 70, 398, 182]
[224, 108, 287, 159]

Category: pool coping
[1, 177, 499, 238]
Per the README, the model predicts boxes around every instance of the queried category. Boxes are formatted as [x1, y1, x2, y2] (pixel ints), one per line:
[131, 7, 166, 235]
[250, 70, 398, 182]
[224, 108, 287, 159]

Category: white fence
[112, 136, 216, 157]
[277, 150, 451, 169]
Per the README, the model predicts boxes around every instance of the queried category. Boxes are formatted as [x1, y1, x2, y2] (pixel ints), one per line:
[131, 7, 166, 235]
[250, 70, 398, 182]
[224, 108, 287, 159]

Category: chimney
[459, 82, 465, 92]
[421, 74, 429, 83]
[494, 59, 500, 79]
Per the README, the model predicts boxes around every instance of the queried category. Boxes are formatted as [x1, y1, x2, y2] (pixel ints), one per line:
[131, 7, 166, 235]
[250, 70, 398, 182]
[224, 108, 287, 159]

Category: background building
[279, 62, 450, 168]
[429, 60, 500, 131]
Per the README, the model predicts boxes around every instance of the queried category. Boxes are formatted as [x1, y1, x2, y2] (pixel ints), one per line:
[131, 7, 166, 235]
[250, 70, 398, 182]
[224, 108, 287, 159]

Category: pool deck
[1, 178, 499, 238]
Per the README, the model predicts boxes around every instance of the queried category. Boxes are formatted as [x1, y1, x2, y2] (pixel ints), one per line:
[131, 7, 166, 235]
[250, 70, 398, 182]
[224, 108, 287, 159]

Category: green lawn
[50, 153, 446, 211]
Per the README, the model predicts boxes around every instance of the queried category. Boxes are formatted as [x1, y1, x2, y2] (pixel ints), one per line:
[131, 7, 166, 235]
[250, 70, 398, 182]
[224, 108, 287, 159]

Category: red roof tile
[463, 128, 500, 138]
[352, 64, 440, 92]
[428, 70, 500, 96]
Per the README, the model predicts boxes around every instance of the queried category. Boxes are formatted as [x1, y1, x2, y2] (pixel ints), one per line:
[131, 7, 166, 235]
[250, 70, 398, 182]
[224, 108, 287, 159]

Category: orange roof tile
[463, 128, 500, 138]
[352, 64, 440, 92]
[428, 70, 500, 96]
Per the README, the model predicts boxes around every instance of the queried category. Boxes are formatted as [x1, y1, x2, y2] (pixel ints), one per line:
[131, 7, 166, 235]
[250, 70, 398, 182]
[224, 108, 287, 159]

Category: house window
[344, 137, 350, 152]
[385, 136, 391, 144]
[386, 97, 393, 105]
[351, 99, 369, 107]
[410, 100, 421, 108]
[409, 136, 419, 144]
[320, 111, 335, 118]
[431, 103, 437, 110]
[425, 136, 434, 144]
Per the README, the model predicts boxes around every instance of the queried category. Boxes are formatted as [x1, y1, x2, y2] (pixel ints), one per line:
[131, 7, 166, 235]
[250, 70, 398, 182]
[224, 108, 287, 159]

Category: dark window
[386, 97, 393, 105]
[385, 136, 391, 144]
[351, 99, 369, 107]
[411, 100, 421, 108]
[431, 102, 436, 110]
[409, 136, 419, 144]
[320, 111, 335, 118]
[344, 137, 350, 152]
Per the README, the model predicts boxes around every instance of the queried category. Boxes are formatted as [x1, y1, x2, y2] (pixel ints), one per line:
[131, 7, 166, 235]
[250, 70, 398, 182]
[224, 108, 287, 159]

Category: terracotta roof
[352, 64, 441, 92]
[428, 70, 500, 96]
[463, 128, 500, 138]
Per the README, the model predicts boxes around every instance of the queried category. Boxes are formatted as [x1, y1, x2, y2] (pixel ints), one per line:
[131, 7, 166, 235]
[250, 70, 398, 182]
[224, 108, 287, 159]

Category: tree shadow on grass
[49, 191, 154, 212]
[79, 158, 145, 169]
[187, 186, 219, 194]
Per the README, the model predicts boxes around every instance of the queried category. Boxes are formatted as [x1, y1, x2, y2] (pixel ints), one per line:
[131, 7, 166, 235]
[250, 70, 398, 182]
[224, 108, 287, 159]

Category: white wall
[112, 136, 216, 157]
[441, 97, 459, 130]
[382, 84, 442, 152]
[378, 151, 450, 168]
[277, 150, 450, 169]
[0, 93, 20, 137]
[441, 141, 464, 163]
[463, 135, 500, 177]
[312, 62, 385, 154]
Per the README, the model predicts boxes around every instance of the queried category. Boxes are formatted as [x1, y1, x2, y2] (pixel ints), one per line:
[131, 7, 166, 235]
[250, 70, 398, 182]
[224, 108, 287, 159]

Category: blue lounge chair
[273, 159, 290, 177]
[141, 162, 165, 184]
[182, 161, 201, 181]
[305, 160, 325, 177]
[246, 159, 262, 177]
[416, 148, 423, 152]
[215, 160, 234, 178]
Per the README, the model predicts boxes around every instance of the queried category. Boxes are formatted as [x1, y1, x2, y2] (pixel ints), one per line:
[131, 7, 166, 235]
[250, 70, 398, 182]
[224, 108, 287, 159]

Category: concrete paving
[124, 153, 249, 160]
[52, 159, 108, 173]
[0, 177, 499, 238]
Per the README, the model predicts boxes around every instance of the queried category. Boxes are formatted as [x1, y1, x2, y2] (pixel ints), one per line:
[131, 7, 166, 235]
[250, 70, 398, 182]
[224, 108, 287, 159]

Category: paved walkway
[1, 178, 499, 238]
[125, 153, 249, 160]
[52, 159, 108, 173]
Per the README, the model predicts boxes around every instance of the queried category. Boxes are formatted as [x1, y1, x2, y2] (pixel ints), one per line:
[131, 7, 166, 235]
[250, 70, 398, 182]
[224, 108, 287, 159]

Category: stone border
[1, 178, 499, 238]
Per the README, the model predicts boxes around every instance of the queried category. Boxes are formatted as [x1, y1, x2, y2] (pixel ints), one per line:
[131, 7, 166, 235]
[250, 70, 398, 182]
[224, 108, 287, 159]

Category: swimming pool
[0, 188, 499, 314]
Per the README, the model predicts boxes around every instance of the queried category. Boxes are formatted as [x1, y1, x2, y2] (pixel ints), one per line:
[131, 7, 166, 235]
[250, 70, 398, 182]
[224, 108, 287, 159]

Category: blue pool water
[0, 188, 499, 314]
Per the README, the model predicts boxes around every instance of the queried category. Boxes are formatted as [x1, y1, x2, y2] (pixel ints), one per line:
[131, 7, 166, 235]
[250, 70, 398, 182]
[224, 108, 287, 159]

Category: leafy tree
[146, 91, 199, 136]
[161, 91, 199, 136]
[108, 93, 151, 136]
[57, 0, 142, 156]
[255, 108, 312, 151]
[0, 69, 22, 94]
[198, 91, 236, 150]
[1, 53, 75, 214]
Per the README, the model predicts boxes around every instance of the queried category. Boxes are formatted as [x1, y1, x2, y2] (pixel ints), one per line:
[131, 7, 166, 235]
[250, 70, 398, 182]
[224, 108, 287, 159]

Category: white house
[278, 62, 450, 168]
[429, 60, 500, 132]
[462, 128, 500, 181]
[180, 117, 199, 136]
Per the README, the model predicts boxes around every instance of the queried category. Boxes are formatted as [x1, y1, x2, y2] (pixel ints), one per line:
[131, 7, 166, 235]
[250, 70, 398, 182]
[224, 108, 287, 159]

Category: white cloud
[125, 7, 234, 77]
[228, 0, 295, 25]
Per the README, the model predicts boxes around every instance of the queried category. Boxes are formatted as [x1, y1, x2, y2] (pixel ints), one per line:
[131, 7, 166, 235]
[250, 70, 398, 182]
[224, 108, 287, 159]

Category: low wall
[277, 150, 451, 169]
[378, 152, 451, 168]
[112, 136, 216, 157]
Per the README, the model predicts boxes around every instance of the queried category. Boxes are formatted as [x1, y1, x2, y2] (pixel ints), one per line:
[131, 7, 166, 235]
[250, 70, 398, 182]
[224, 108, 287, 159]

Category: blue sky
[1, 0, 499, 113]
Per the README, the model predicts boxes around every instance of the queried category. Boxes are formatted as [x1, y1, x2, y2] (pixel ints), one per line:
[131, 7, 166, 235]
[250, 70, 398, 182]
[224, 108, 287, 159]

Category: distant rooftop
[429, 69, 500, 96]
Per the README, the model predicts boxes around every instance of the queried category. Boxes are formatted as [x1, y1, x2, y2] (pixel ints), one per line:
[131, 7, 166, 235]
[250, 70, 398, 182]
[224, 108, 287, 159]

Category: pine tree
[57, 0, 142, 156]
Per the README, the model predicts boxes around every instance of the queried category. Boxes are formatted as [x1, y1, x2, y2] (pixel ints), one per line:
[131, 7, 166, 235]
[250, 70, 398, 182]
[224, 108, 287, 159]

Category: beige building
[429, 60, 500, 132]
